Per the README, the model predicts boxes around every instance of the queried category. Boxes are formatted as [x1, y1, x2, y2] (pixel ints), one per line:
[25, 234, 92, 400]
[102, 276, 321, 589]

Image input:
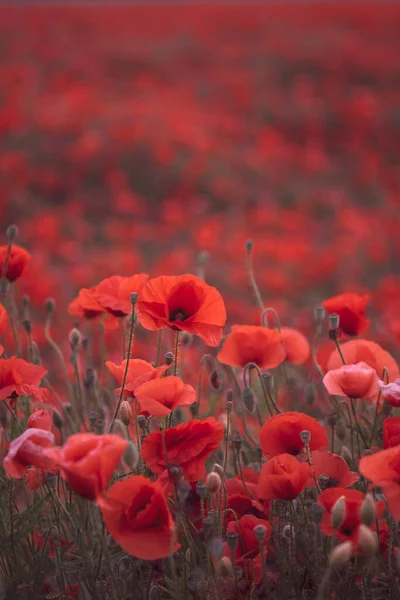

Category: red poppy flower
[217, 325, 286, 369]
[137, 274, 226, 346]
[322, 293, 370, 336]
[224, 468, 269, 522]
[97, 475, 178, 560]
[106, 358, 169, 398]
[223, 513, 271, 564]
[306, 450, 359, 488]
[28, 409, 52, 432]
[135, 376, 196, 417]
[318, 487, 384, 545]
[280, 327, 310, 365]
[94, 274, 149, 317]
[0, 244, 31, 282]
[68, 287, 105, 319]
[259, 411, 328, 457]
[4, 428, 55, 478]
[360, 446, 400, 519]
[323, 362, 379, 399]
[383, 417, 400, 448]
[140, 417, 224, 481]
[378, 378, 400, 407]
[327, 340, 399, 382]
[0, 357, 48, 402]
[45, 433, 128, 500]
[257, 453, 312, 500]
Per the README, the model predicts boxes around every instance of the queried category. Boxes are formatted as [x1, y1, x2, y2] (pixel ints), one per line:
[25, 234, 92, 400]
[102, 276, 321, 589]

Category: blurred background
[0, 1, 399, 346]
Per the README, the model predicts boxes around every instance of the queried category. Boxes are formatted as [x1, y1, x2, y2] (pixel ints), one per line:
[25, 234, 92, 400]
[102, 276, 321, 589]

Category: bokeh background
[1, 2, 400, 348]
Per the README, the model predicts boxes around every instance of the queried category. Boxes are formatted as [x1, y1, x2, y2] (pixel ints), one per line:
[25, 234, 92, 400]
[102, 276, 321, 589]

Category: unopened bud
[253, 524, 268, 542]
[196, 481, 207, 499]
[358, 524, 378, 556]
[304, 383, 317, 406]
[360, 494, 376, 527]
[6, 224, 18, 240]
[218, 556, 233, 577]
[226, 531, 239, 551]
[328, 541, 352, 570]
[314, 306, 326, 322]
[242, 386, 255, 413]
[206, 472, 222, 494]
[165, 352, 174, 366]
[69, 327, 81, 349]
[120, 400, 132, 426]
[45, 297, 55, 313]
[336, 420, 347, 441]
[300, 430, 311, 445]
[331, 495, 346, 529]
[212, 463, 224, 477]
[123, 442, 138, 469]
[329, 313, 340, 331]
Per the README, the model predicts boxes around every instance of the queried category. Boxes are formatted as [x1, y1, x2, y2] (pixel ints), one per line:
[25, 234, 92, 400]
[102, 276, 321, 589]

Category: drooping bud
[328, 541, 352, 570]
[120, 400, 132, 426]
[206, 472, 222, 494]
[314, 306, 326, 322]
[253, 524, 267, 543]
[218, 556, 233, 577]
[123, 442, 138, 469]
[358, 524, 378, 556]
[6, 224, 18, 240]
[329, 313, 340, 331]
[331, 495, 346, 530]
[242, 386, 255, 413]
[300, 430, 311, 446]
[226, 531, 239, 552]
[360, 494, 376, 527]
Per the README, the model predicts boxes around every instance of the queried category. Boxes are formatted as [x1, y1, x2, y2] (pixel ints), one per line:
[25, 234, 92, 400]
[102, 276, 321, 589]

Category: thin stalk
[173, 330, 180, 376]
[246, 241, 264, 314]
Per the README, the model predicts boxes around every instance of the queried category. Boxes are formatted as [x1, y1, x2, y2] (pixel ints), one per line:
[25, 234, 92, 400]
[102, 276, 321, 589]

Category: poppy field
[1, 2, 400, 599]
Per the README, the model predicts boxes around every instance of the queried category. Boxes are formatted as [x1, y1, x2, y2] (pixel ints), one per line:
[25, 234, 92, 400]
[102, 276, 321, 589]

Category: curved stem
[246, 243, 264, 314]
[243, 362, 274, 417]
[173, 331, 180, 377]
[261, 307, 281, 331]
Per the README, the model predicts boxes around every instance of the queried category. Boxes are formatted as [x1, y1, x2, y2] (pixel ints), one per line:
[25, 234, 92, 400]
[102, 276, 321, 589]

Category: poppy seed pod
[314, 306, 326, 322]
[88, 412, 98, 427]
[206, 472, 222, 494]
[242, 386, 255, 413]
[300, 430, 311, 445]
[328, 541, 352, 570]
[226, 531, 239, 551]
[253, 524, 268, 542]
[360, 494, 376, 526]
[331, 495, 346, 529]
[120, 400, 132, 426]
[45, 297, 55, 313]
[168, 465, 182, 484]
[329, 313, 340, 331]
[130, 292, 139, 306]
[231, 433, 242, 452]
[196, 481, 207, 499]
[6, 224, 18, 240]
[165, 352, 174, 366]
[245, 239, 254, 251]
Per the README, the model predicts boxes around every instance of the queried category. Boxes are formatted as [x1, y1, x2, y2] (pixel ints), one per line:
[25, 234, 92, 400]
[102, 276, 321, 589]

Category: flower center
[169, 308, 189, 322]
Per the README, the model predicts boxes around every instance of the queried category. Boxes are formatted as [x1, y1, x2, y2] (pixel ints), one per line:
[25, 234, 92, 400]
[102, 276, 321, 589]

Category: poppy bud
[300, 430, 311, 446]
[130, 292, 139, 306]
[358, 524, 378, 556]
[360, 494, 376, 527]
[245, 239, 254, 251]
[52, 410, 63, 430]
[168, 465, 182, 484]
[336, 420, 347, 441]
[304, 383, 316, 406]
[253, 524, 267, 542]
[331, 495, 346, 529]
[6, 224, 18, 240]
[69, 328, 81, 350]
[218, 556, 233, 577]
[206, 472, 222, 494]
[314, 306, 326, 322]
[329, 313, 340, 331]
[341, 446, 352, 465]
[120, 401, 132, 426]
[231, 433, 242, 452]
[242, 386, 255, 413]
[45, 298, 55, 313]
[123, 442, 138, 469]
[196, 481, 207, 499]
[165, 352, 174, 366]
[328, 541, 352, 570]
[212, 463, 224, 477]
[210, 370, 221, 390]
[226, 531, 239, 552]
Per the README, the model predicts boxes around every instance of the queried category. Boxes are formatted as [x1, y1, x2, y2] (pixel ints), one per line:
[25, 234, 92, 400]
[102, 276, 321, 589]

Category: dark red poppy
[45, 433, 128, 500]
[137, 274, 226, 347]
[360, 445, 400, 519]
[4, 428, 56, 478]
[322, 292, 370, 336]
[140, 417, 224, 481]
[105, 358, 169, 398]
[97, 475, 178, 560]
[259, 411, 328, 457]
[0, 357, 48, 403]
[0, 244, 31, 282]
[257, 453, 312, 500]
[217, 325, 286, 369]
[94, 274, 149, 317]
[318, 487, 384, 546]
[135, 376, 196, 417]
[383, 417, 400, 448]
